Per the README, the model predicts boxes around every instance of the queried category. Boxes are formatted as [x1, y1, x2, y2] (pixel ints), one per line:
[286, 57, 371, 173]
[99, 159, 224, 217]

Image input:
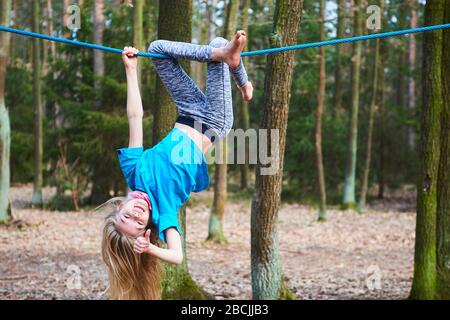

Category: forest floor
[0, 184, 416, 300]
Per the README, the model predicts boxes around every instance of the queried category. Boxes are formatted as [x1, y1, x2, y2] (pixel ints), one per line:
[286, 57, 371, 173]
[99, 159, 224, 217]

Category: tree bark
[32, 0, 43, 207]
[333, 0, 345, 112]
[359, 0, 384, 213]
[251, 0, 303, 300]
[410, 0, 444, 300]
[239, 0, 250, 191]
[316, 0, 327, 221]
[89, 0, 110, 205]
[153, 0, 210, 300]
[436, 2, 450, 300]
[342, 0, 362, 209]
[359, 38, 380, 213]
[406, 0, 418, 151]
[0, 0, 12, 223]
[133, 0, 144, 85]
[93, 0, 105, 91]
[47, 0, 56, 59]
[207, 0, 239, 244]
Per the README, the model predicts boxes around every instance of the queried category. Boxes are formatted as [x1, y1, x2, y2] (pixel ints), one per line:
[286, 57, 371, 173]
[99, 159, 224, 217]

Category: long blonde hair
[99, 197, 161, 300]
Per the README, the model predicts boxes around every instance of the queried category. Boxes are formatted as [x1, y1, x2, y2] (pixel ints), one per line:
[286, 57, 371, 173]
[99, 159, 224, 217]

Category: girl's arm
[122, 47, 143, 148]
[147, 228, 183, 264]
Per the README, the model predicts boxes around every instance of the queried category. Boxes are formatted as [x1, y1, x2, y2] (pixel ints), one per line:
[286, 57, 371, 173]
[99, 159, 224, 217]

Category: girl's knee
[148, 40, 166, 53]
[209, 37, 229, 48]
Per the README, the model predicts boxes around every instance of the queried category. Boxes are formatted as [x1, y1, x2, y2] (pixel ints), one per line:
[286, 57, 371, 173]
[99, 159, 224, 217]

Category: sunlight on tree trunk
[0, 0, 12, 223]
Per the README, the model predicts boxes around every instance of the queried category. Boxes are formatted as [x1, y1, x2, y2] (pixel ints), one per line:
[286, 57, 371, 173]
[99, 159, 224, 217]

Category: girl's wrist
[125, 67, 138, 74]
[145, 243, 156, 255]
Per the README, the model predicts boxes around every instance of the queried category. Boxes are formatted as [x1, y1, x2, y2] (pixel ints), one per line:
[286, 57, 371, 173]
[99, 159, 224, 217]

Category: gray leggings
[148, 37, 248, 143]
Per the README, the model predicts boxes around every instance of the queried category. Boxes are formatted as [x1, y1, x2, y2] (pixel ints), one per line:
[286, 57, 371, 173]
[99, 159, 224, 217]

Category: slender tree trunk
[239, 0, 250, 190]
[436, 3, 450, 300]
[251, 0, 303, 300]
[377, 27, 386, 200]
[333, 0, 345, 112]
[316, 0, 327, 221]
[47, 0, 56, 59]
[32, 0, 43, 207]
[9, 0, 17, 60]
[133, 0, 144, 85]
[342, 0, 362, 209]
[208, 0, 217, 40]
[407, 0, 418, 151]
[63, 0, 70, 38]
[359, 0, 384, 213]
[93, 0, 105, 91]
[89, 0, 110, 205]
[207, 0, 239, 244]
[0, 0, 12, 223]
[410, 0, 444, 300]
[359, 37, 380, 213]
[153, 0, 210, 300]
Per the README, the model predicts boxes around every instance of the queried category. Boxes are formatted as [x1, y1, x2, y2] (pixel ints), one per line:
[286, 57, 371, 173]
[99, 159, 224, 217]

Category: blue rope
[1, 23, 450, 58]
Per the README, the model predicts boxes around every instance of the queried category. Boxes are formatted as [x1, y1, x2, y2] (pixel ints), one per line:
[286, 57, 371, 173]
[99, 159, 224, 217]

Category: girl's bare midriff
[174, 123, 213, 154]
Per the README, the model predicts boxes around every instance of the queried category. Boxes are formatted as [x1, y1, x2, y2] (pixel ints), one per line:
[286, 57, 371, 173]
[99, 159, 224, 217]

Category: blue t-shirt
[117, 127, 210, 242]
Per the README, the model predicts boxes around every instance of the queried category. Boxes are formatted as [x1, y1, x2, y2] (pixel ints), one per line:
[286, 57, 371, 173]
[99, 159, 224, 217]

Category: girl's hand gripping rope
[122, 46, 139, 70]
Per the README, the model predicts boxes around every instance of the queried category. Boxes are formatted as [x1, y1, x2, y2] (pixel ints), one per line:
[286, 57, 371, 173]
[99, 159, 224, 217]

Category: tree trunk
[342, 0, 362, 209]
[358, 37, 380, 213]
[63, 0, 70, 38]
[406, 0, 418, 151]
[89, 0, 110, 205]
[251, 0, 303, 300]
[32, 0, 43, 207]
[153, 0, 210, 300]
[333, 0, 345, 112]
[9, 0, 17, 59]
[93, 0, 105, 91]
[133, 0, 144, 85]
[47, 0, 56, 59]
[410, 0, 444, 300]
[436, 3, 450, 300]
[359, 0, 383, 213]
[208, 0, 217, 41]
[377, 24, 386, 200]
[239, 0, 250, 191]
[207, 0, 239, 244]
[0, 0, 12, 223]
[316, 0, 327, 221]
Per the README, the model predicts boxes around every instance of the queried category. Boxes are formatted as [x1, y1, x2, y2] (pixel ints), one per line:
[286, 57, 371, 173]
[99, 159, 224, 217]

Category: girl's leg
[203, 37, 249, 141]
[148, 40, 207, 117]
[148, 38, 249, 141]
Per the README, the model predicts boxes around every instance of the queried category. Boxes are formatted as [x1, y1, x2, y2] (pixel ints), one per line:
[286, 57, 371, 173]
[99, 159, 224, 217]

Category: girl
[101, 31, 253, 299]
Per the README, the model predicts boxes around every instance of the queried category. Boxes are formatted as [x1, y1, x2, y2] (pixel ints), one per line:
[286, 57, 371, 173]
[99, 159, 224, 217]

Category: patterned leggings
[148, 37, 249, 142]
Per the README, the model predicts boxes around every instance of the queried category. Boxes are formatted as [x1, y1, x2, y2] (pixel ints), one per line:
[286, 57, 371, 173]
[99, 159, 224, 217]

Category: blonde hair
[99, 197, 161, 300]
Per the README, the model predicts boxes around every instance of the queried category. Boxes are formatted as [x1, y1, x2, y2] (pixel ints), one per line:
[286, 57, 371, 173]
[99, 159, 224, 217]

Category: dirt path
[0, 185, 415, 300]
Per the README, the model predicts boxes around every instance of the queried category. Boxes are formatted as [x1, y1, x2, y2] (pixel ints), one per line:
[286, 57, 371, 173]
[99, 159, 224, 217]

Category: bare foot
[224, 30, 247, 69]
[238, 81, 253, 102]
[210, 30, 247, 68]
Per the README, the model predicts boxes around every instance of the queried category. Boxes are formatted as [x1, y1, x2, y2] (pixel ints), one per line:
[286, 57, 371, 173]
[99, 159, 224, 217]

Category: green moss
[340, 202, 357, 210]
[278, 283, 297, 300]
[162, 271, 214, 300]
